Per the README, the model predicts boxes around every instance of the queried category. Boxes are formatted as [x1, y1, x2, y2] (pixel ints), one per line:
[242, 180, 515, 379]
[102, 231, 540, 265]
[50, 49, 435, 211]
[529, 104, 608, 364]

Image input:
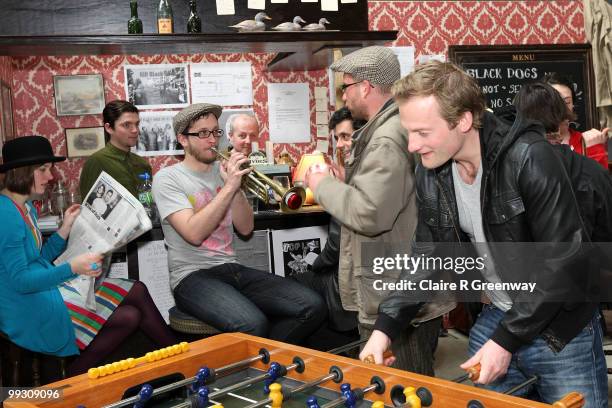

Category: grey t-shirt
[451, 161, 512, 311]
[152, 162, 236, 290]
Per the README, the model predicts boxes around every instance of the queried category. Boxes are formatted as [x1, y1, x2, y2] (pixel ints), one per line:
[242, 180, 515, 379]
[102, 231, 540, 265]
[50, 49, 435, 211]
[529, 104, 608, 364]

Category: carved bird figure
[302, 18, 331, 31]
[229, 12, 272, 32]
[271, 16, 307, 31]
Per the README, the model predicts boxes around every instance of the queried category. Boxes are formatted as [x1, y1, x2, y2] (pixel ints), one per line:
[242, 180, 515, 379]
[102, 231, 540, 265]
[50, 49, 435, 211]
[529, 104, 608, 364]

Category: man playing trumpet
[152, 103, 325, 344]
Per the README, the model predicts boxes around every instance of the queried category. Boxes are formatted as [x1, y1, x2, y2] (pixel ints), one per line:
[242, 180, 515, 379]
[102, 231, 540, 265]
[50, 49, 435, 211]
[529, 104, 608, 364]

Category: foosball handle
[306, 396, 320, 408]
[552, 392, 585, 408]
[362, 350, 395, 364]
[269, 382, 283, 408]
[403, 386, 421, 408]
[466, 363, 481, 382]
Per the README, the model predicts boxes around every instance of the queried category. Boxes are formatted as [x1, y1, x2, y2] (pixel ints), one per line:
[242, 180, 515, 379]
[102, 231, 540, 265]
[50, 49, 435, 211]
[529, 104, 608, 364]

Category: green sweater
[79, 143, 152, 199]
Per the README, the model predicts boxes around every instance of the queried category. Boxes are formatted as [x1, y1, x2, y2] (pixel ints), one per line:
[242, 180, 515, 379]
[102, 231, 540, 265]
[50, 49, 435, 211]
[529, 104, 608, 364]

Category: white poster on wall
[268, 83, 310, 143]
[190, 62, 254, 106]
[271, 226, 328, 277]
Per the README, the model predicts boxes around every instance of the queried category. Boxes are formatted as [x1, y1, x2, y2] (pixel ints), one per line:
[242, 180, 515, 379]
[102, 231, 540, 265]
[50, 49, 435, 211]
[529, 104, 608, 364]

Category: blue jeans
[468, 304, 608, 407]
[174, 263, 326, 344]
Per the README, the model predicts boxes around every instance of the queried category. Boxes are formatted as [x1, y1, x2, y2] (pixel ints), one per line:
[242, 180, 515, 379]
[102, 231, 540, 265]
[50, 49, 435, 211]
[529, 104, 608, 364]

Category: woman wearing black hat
[0, 136, 176, 376]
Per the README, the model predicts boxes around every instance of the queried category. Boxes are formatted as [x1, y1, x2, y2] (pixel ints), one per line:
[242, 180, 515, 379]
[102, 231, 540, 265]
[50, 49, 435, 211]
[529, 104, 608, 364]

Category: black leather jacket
[375, 110, 599, 353]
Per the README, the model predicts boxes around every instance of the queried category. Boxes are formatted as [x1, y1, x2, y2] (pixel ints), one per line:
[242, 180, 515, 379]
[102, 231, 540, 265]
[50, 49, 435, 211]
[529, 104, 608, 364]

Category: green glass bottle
[128, 0, 143, 34]
[187, 0, 202, 33]
[157, 0, 174, 34]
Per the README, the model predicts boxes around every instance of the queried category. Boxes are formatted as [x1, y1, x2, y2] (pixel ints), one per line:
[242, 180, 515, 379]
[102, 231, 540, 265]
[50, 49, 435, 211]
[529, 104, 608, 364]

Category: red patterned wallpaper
[6, 0, 585, 183]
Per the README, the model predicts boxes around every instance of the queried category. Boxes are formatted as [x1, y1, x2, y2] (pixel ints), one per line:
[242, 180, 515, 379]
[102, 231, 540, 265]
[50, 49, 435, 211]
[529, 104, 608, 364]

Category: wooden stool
[0, 332, 67, 386]
[168, 307, 220, 336]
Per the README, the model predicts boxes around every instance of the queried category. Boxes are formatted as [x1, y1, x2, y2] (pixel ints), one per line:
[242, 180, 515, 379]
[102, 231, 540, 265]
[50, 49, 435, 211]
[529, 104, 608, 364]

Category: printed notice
[248, 0, 265, 9]
[190, 62, 253, 106]
[216, 0, 235, 15]
[268, 83, 310, 143]
[389, 46, 415, 77]
[321, 0, 339, 11]
[137, 240, 175, 323]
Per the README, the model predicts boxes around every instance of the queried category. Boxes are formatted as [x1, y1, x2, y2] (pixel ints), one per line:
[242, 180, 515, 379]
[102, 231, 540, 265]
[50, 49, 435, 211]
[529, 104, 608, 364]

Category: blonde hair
[392, 61, 485, 129]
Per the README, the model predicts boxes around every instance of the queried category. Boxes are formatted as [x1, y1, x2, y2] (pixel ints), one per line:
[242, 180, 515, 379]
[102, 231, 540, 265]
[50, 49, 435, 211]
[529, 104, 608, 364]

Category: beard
[185, 140, 217, 164]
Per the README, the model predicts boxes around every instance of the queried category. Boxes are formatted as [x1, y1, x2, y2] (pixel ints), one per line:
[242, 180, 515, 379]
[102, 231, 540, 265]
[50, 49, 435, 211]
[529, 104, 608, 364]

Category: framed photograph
[53, 74, 105, 116]
[0, 81, 15, 150]
[216, 108, 255, 153]
[124, 64, 190, 109]
[133, 110, 183, 157]
[65, 126, 105, 158]
[271, 226, 328, 277]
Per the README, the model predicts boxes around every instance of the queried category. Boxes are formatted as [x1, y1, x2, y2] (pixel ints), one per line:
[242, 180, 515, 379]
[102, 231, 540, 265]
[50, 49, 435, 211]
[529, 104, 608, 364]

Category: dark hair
[514, 82, 573, 133]
[329, 107, 367, 132]
[542, 72, 576, 102]
[103, 100, 139, 143]
[2, 164, 38, 195]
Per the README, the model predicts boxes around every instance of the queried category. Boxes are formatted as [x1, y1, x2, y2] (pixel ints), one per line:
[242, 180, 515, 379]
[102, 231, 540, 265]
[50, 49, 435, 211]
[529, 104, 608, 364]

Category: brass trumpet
[211, 147, 306, 212]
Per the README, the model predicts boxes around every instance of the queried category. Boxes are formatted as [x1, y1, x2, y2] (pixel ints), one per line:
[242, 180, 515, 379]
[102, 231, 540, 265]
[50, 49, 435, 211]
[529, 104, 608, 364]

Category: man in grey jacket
[305, 46, 453, 374]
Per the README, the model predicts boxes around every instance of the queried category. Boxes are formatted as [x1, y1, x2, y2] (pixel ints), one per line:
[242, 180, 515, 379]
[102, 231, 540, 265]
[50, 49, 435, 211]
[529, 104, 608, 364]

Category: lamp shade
[292, 152, 327, 205]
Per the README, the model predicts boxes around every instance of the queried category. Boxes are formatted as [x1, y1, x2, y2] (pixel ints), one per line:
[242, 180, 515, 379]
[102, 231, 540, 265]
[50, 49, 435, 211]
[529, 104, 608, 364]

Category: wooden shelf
[0, 31, 397, 70]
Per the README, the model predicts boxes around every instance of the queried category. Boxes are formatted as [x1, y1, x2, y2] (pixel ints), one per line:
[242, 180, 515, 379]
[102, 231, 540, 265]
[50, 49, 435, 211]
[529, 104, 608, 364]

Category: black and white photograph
[65, 127, 105, 158]
[124, 64, 189, 109]
[216, 108, 255, 152]
[53, 74, 105, 116]
[281, 238, 322, 278]
[85, 181, 123, 221]
[133, 110, 183, 157]
[271, 226, 327, 277]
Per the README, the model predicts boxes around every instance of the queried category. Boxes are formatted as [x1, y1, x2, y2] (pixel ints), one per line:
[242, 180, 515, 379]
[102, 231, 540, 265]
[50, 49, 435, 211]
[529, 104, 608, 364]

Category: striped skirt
[59, 278, 135, 350]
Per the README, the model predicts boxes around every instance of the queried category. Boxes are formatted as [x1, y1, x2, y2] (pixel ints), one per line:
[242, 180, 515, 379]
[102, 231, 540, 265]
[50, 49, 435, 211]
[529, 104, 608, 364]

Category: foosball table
[3, 333, 583, 408]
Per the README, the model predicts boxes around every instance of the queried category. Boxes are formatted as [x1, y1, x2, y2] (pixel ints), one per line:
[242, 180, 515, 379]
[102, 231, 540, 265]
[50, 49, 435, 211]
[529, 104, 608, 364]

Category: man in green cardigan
[79, 100, 152, 199]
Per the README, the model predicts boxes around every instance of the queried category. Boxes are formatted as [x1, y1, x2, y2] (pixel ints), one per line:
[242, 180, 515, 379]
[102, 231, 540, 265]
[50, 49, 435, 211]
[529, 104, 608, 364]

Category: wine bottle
[187, 0, 202, 33]
[157, 0, 174, 34]
[128, 0, 143, 34]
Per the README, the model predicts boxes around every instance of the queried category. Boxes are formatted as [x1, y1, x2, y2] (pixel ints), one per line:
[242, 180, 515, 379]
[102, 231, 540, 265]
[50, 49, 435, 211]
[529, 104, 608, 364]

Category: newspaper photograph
[55, 171, 152, 311]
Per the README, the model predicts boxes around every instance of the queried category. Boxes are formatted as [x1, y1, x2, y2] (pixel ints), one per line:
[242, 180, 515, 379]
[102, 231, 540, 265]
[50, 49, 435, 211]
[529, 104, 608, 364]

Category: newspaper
[55, 171, 152, 311]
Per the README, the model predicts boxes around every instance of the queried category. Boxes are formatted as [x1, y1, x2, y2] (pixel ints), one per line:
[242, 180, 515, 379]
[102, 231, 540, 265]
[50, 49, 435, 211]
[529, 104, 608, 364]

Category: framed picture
[133, 110, 183, 157]
[65, 126, 105, 158]
[124, 64, 189, 109]
[53, 74, 105, 116]
[448, 44, 597, 130]
[270, 226, 328, 277]
[0, 81, 14, 151]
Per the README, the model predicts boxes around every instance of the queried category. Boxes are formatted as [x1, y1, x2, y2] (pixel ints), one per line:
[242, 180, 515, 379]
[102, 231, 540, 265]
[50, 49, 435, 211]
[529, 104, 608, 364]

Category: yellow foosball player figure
[269, 383, 283, 408]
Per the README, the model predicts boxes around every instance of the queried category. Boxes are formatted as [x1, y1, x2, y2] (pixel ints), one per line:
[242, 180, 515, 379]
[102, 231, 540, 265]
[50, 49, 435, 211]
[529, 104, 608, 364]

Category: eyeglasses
[340, 81, 364, 93]
[184, 129, 225, 140]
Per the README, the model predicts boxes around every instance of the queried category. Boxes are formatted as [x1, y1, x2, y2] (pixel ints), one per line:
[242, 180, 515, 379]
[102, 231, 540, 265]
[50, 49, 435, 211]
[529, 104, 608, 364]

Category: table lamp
[292, 152, 327, 205]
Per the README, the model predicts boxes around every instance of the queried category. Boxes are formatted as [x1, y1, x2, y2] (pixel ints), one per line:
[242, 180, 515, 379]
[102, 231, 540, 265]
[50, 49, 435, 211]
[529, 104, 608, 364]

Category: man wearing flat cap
[305, 46, 452, 374]
[152, 103, 325, 344]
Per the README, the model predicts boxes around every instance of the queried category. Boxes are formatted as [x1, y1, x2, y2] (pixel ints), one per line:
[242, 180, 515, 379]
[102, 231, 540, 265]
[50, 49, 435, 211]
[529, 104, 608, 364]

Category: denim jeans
[468, 304, 608, 407]
[174, 263, 326, 344]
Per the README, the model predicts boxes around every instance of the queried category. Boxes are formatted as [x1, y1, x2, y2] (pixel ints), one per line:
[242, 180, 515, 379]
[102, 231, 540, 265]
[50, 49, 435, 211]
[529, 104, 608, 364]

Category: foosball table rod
[317, 376, 386, 408]
[243, 365, 345, 408]
[209, 356, 306, 399]
[100, 348, 271, 408]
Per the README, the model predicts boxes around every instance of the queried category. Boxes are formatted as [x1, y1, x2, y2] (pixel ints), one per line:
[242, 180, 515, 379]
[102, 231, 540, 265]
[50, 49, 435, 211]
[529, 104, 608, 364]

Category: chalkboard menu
[448, 44, 597, 131]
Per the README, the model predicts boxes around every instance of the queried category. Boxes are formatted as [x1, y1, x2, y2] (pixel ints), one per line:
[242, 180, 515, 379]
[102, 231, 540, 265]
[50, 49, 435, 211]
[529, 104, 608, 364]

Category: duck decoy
[302, 18, 330, 31]
[271, 16, 306, 31]
[229, 12, 272, 32]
